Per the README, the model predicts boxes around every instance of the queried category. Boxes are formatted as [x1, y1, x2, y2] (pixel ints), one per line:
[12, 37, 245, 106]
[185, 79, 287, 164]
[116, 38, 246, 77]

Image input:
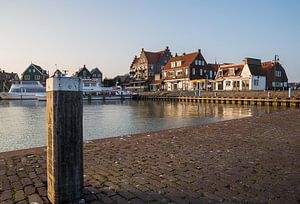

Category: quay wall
[137, 90, 300, 108]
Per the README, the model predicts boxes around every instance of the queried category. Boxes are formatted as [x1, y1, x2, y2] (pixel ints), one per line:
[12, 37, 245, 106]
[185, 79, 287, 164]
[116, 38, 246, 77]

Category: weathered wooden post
[46, 77, 83, 203]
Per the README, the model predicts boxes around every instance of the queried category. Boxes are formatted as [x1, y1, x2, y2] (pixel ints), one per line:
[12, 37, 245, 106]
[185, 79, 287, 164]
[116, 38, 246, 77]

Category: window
[275, 70, 281, 77]
[28, 69, 31, 73]
[173, 61, 181, 67]
[209, 70, 213, 78]
[200, 69, 203, 75]
[33, 69, 36, 73]
[233, 81, 240, 88]
[202, 60, 205, 66]
[176, 71, 183, 76]
[34, 75, 41, 80]
[185, 69, 188, 75]
[254, 79, 259, 86]
[24, 75, 30, 80]
[192, 68, 195, 75]
[171, 62, 176, 68]
[226, 81, 231, 86]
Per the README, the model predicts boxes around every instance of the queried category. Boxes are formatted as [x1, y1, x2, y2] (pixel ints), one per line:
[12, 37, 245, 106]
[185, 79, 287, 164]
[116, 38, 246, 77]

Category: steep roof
[248, 64, 265, 76]
[144, 51, 165, 64]
[164, 52, 199, 70]
[91, 67, 102, 74]
[25, 63, 48, 76]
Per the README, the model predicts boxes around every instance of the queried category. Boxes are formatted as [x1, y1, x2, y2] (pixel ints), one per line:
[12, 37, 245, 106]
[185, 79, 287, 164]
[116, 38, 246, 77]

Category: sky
[0, 0, 299, 81]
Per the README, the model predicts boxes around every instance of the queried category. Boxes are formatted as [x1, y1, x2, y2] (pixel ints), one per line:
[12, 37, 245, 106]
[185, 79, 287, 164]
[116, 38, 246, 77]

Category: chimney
[166, 46, 169, 50]
[83, 65, 86, 68]
[175, 53, 178, 57]
[183, 53, 186, 56]
[198, 49, 201, 53]
[142, 48, 144, 52]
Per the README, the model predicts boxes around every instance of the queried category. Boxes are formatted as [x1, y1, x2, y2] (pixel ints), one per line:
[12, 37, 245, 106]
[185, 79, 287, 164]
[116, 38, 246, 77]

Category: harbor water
[0, 100, 283, 152]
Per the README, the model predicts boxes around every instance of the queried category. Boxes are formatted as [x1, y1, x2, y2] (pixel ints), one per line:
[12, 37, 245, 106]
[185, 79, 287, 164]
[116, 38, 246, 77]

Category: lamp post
[274, 55, 279, 90]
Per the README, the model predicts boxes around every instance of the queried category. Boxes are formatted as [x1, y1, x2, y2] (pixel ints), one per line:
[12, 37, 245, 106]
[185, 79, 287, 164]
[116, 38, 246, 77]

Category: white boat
[0, 81, 46, 100]
[82, 79, 132, 100]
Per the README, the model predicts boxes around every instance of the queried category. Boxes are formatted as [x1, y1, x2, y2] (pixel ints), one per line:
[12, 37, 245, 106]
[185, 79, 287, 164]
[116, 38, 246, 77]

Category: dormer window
[171, 62, 176, 68]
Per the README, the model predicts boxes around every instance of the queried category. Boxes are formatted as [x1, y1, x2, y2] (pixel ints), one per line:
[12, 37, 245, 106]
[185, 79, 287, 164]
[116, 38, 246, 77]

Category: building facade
[129, 47, 171, 92]
[73, 65, 92, 79]
[0, 69, 19, 92]
[162, 50, 217, 91]
[91, 68, 103, 82]
[262, 59, 288, 90]
[214, 58, 266, 91]
[21, 63, 48, 85]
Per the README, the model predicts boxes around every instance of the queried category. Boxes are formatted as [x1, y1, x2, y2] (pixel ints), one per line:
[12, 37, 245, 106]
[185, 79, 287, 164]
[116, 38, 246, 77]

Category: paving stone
[24, 185, 36, 196]
[0, 190, 12, 201]
[28, 193, 44, 203]
[14, 190, 25, 202]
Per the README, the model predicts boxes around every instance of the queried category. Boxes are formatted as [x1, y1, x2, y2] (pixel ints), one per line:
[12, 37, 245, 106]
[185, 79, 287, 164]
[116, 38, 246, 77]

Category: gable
[241, 64, 251, 77]
[23, 64, 47, 76]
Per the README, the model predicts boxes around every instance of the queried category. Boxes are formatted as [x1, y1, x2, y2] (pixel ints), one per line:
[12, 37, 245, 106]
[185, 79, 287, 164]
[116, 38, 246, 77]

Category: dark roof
[164, 52, 199, 70]
[247, 64, 264, 76]
[115, 74, 130, 83]
[91, 67, 102, 74]
[30, 64, 47, 75]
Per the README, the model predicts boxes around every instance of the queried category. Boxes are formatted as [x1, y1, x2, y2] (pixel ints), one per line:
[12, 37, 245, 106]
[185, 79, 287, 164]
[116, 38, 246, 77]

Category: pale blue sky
[0, 0, 299, 81]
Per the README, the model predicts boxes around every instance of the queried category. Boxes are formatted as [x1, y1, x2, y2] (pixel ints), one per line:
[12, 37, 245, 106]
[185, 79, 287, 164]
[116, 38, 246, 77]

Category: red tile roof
[164, 52, 199, 70]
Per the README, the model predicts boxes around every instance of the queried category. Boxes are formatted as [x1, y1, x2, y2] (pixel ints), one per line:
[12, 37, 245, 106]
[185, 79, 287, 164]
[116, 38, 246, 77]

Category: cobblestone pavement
[0, 110, 299, 204]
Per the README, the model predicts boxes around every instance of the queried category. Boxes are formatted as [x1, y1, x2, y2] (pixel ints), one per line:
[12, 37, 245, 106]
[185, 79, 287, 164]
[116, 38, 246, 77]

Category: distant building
[261, 57, 288, 90]
[73, 65, 92, 79]
[21, 63, 48, 85]
[162, 50, 217, 91]
[0, 69, 19, 92]
[103, 78, 116, 87]
[214, 58, 266, 91]
[114, 74, 130, 90]
[90, 68, 103, 82]
[129, 46, 172, 91]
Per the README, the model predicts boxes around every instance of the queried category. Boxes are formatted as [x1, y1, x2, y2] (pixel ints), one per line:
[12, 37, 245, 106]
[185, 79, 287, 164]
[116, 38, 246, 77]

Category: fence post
[46, 77, 83, 203]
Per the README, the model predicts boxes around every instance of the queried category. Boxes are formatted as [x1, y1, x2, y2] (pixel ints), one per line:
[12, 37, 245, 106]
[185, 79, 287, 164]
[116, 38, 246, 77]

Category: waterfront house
[73, 65, 92, 79]
[114, 74, 130, 90]
[21, 63, 48, 85]
[91, 67, 103, 83]
[214, 58, 266, 91]
[261, 57, 288, 90]
[162, 50, 216, 91]
[128, 46, 171, 92]
[0, 69, 19, 92]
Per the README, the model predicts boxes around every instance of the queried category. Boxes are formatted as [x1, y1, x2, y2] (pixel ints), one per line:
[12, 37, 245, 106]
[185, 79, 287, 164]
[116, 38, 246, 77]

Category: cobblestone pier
[0, 110, 299, 203]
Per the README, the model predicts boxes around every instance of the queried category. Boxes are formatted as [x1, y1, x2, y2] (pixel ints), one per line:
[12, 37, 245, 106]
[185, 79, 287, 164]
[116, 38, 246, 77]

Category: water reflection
[0, 100, 283, 152]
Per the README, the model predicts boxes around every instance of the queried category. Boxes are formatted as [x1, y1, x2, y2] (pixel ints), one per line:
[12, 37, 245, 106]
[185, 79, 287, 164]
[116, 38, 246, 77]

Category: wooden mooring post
[46, 77, 83, 203]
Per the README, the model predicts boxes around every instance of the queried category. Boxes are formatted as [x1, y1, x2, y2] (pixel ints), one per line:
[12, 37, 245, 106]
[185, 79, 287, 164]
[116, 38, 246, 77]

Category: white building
[214, 58, 266, 91]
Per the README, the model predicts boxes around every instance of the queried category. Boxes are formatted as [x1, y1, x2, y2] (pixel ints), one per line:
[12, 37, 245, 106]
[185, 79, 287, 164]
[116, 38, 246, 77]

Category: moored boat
[0, 81, 46, 100]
